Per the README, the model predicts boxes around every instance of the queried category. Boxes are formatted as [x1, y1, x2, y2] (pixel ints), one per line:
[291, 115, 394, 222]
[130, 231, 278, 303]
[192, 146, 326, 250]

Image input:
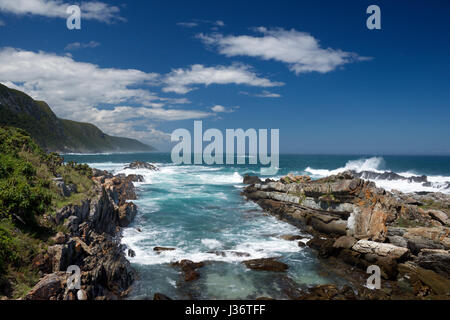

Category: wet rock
[128, 249, 136, 258]
[172, 260, 204, 282]
[243, 175, 262, 185]
[280, 235, 304, 241]
[242, 258, 288, 272]
[124, 161, 158, 171]
[154, 247, 176, 253]
[127, 174, 145, 183]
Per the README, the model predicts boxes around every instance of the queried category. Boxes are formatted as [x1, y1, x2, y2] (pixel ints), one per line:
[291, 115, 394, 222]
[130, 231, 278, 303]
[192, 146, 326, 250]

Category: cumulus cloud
[162, 64, 284, 94]
[64, 40, 100, 51]
[198, 27, 370, 74]
[210, 105, 236, 113]
[0, 0, 124, 23]
[0, 48, 211, 148]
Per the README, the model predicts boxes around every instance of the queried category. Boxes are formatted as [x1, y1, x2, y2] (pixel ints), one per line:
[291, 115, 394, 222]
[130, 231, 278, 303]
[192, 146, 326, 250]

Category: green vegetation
[0, 126, 95, 298]
[0, 83, 155, 153]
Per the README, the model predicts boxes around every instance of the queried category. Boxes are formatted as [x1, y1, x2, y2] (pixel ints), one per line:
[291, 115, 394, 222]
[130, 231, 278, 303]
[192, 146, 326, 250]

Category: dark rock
[243, 174, 262, 185]
[280, 235, 304, 241]
[242, 258, 288, 272]
[333, 236, 357, 249]
[118, 202, 137, 227]
[124, 161, 158, 171]
[154, 247, 176, 253]
[154, 293, 172, 300]
[128, 249, 136, 258]
[416, 249, 450, 278]
[127, 174, 145, 182]
[26, 273, 64, 300]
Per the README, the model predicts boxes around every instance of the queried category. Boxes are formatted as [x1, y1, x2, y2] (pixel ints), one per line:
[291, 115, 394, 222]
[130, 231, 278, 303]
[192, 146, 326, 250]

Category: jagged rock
[125, 248, 135, 258]
[416, 249, 450, 278]
[127, 174, 144, 183]
[154, 247, 176, 253]
[398, 262, 450, 296]
[124, 161, 158, 171]
[333, 236, 357, 249]
[352, 240, 410, 260]
[26, 273, 64, 300]
[118, 202, 137, 227]
[280, 235, 304, 241]
[172, 260, 204, 282]
[243, 175, 262, 185]
[402, 227, 450, 254]
[242, 258, 288, 272]
[426, 210, 449, 226]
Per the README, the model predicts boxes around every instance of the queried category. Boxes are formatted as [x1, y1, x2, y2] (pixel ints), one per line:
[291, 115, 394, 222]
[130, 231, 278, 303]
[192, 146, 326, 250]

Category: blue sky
[0, 0, 449, 154]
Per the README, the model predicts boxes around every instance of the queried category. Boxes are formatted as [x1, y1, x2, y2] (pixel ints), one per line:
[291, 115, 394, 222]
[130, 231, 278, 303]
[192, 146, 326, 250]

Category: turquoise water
[63, 153, 450, 299]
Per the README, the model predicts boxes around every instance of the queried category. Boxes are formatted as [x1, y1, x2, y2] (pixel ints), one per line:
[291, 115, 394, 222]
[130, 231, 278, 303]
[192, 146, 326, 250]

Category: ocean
[62, 153, 450, 299]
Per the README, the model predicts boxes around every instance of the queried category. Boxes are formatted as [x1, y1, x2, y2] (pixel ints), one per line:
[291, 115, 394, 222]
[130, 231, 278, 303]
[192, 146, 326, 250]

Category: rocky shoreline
[25, 166, 144, 300]
[242, 172, 450, 300]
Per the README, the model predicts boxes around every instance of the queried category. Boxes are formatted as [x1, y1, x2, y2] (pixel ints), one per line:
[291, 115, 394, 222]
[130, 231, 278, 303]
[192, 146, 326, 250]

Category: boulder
[52, 232, 66, 244]
[352, 240, 410, 260]
[416, 249, 450, 278]
[124, 161, 158, 171]
[243, 175, 262, 185]
[333, 236, 357, 249]
[426, 210, 449, 226]
[242, 258, 288, 272]
[26, 273, 64, 300]
[398, 262, 450, 296]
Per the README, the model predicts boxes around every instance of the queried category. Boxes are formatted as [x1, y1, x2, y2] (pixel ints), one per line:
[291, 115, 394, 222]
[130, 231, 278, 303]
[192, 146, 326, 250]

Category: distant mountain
[0, 83, 155, 153]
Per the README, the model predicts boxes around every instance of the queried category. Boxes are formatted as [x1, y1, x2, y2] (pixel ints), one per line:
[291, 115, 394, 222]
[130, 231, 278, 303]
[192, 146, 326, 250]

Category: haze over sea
[63, 153, 450, 299]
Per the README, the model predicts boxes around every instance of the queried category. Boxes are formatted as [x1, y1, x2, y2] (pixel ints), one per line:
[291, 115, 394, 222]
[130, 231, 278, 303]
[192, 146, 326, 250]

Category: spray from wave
[305, 157, 450, 194]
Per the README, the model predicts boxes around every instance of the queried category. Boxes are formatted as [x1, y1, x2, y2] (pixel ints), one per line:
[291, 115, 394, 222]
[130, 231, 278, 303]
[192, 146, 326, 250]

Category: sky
[0, 0, 449, 154]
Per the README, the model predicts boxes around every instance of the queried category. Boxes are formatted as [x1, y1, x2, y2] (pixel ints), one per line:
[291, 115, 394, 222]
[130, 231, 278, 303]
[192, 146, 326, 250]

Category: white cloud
[240, 90, 281, 98]
[64, 40, 100, 51]
[0, 19, 4, 26]
[177, 21, 198, 28]
[211, 105, 236, 113]
[177, 19, 225, 28]
[0, 48, 213, 147]
[162, 64, 284, 94]
[198, 27, 370, 74]
[0, 0, 123, 23]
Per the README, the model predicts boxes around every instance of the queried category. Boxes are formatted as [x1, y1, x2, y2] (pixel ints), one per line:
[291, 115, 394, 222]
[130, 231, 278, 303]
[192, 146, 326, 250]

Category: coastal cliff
[25, 171, 140, 300]
[0, 126, 144, 299]
[242, 172, 450, 299]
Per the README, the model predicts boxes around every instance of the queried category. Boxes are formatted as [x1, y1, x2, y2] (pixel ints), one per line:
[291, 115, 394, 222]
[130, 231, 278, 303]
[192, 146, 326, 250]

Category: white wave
[305, 157, 450, 194]
[305, 157, 385, 178]
[201, 239, 223, 249]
